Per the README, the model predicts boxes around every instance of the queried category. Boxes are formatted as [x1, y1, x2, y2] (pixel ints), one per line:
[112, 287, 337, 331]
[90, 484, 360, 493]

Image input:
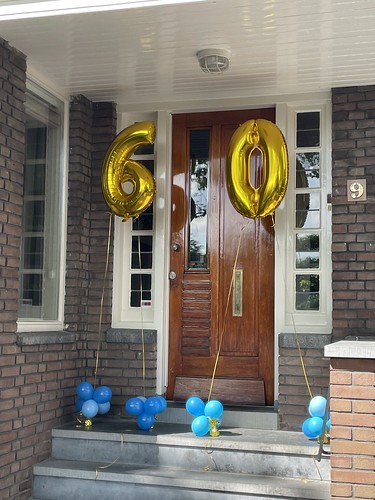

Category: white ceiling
[1, 0, 375, 109]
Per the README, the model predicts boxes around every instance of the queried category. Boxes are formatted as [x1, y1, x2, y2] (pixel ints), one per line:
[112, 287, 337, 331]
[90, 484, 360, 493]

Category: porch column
[324, 340, 375, 499]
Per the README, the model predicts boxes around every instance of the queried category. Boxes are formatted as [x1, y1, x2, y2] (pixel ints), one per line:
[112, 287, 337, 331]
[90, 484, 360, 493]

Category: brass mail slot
[232, 269, 243, 317]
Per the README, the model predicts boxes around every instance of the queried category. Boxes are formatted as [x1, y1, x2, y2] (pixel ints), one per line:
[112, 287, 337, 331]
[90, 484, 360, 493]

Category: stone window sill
[16, 331, 77, 346]
[106, 328, 157, 344]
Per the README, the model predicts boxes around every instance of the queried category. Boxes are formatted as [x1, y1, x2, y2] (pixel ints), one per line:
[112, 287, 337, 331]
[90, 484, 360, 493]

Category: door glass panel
[296, 153, 320, 188]
[296, 192, 320, 229]
[188, 129, 210, 269]
[296, 112, 320, 147]
[296, 233, 319, 269]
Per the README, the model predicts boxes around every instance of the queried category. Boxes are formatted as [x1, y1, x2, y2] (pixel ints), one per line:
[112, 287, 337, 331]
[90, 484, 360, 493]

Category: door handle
[171, 243, 180, 252]
[169, 271, 177, 280]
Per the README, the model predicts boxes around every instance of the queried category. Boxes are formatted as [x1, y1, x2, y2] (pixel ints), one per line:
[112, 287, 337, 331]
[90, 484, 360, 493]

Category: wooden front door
[167, 109, 275, 406]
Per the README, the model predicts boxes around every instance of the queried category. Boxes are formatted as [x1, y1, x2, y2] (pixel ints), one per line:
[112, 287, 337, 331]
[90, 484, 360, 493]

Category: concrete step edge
[34, 459, 330, 500]
[52, 421, 326, 457]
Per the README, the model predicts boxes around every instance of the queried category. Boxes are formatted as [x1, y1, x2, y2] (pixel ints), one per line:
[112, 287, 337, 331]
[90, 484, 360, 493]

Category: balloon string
[272, 214, 313, 399]
[137, 234, 146, 398]
[208, 220, 249, 402]
[94, 212, 113, 389]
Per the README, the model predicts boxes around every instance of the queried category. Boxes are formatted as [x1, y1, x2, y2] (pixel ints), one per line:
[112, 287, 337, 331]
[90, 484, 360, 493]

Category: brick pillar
[326, 342, 375, 499]
[332, 86, 375, 340]
[0, 39, 28, 500]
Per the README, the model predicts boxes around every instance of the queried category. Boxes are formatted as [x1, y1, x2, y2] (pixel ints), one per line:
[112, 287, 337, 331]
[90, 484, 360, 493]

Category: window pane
[296, 274, 319, 310]
[130, 274, 152, 307]
[23, 236, 44, 269]
[297, 112, 320, 147]
[296, 233, 319, 269]
[296, 153, 320, 188]
[188, 129, 209, 269]
[296, 192, 320, 229]
[131, 236, 153, 269]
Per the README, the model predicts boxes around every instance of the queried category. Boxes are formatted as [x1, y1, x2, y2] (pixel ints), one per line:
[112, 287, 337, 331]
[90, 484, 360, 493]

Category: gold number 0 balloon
[226, 119, 289, 219]
[101, 121, 156, 221]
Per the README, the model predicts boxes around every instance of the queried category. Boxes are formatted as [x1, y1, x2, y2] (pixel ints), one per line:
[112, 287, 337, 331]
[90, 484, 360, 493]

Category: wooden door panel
[168, 109, 275, 405]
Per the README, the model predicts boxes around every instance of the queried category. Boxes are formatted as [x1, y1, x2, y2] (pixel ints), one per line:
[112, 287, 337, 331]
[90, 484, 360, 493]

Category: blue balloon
[326, 419, 331, 431]
[137, 412, 155, 430]
[93, 386, 112, 404]
[302, 417, 323, 439]
[144, 396, 163, 415]
[204, 400, 224, 419]
[308, 396, 327, 418]
[76, 381, 94, 401]
[98, 402, 111, 415]
[137, 396, 147, 402]
[155, 395, 167, 413]
[186, 396, 205, 417]
[82, 399, 99, 419]
[125, 397, 144, 416]
[191, 415, 210, 437]
[75, 398, 84, 412]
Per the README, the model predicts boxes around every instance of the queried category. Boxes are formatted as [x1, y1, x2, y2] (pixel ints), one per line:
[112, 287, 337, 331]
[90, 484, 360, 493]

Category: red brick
[331, 385, 375, 400]
[331, 441, 375, 456]
[353, 399, 375, 414]
[331, 469, 375, 485]
[331, 455, 353, 469]
[355, 484, 375, 499]
[353, 456, 375, 471]
[331, 371, 352, 385]
[354, 428, 375, 442]
[331, 482, 353, 498]
[330, 399, 352, 412]
[353, 372, 375, 386]
[332, 412, 375, 427]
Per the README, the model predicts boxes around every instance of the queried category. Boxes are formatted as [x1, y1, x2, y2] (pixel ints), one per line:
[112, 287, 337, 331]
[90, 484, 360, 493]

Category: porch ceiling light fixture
[196, 48, 231, 74]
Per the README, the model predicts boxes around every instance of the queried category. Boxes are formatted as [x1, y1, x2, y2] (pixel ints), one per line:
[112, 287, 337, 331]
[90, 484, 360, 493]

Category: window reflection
[296, 153, 320, 189]
[296, 192, 320, 229]
[188, 129, 210, 269]
[296, 274, 320, 310]
[296, 233, 319, 269]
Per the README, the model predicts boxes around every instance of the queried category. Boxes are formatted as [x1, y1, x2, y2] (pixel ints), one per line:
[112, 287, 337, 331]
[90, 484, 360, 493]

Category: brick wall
[278, 334, 331, 430]
[332, 86, 375, 340]
[330, 358, 375, 499]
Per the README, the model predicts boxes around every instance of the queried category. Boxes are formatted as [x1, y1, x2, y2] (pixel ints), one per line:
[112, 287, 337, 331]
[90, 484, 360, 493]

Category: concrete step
[33, 458, 330, 500]
[50, 419, 329, 480]
[156, 403, 278, 429]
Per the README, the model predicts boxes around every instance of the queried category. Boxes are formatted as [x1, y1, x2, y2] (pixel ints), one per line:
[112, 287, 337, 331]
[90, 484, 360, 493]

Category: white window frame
[275, 101, 332, 334]
[17, 78, 69, 333]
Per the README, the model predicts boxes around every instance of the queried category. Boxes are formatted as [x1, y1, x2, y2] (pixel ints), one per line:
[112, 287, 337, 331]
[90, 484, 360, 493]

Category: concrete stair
[32, 416, 330, 500]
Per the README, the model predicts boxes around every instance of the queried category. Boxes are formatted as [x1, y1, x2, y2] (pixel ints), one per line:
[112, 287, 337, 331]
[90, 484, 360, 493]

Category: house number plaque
[232, 269, 243, 317]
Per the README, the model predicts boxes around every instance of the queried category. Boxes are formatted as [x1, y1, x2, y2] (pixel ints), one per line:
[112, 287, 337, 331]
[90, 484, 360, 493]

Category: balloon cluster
[302, 395, 330, 439]
[125, 395, 167, 430]
[186, 396, 223, 438]
[76, 381, 112, 426]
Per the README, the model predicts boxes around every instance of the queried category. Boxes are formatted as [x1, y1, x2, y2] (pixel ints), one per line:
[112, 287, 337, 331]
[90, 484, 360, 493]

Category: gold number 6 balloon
[226, 119, 288, 219]
[101, 121, 156, 221]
